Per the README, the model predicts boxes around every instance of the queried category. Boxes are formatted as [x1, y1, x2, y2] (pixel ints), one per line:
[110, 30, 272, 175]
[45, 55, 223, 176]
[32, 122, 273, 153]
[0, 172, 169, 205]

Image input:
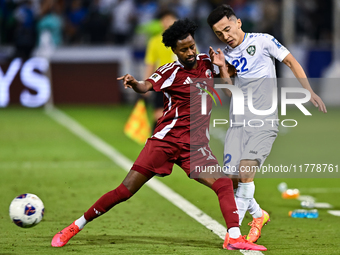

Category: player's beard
[183, 55, 197, 68]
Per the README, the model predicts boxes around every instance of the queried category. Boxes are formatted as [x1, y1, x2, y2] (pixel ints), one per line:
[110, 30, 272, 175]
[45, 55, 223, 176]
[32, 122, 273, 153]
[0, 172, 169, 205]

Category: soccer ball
[9, 193, 44, 228]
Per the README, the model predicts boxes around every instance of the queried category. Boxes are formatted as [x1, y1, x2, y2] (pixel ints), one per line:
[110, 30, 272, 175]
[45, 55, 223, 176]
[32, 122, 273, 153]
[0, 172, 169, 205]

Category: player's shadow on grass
[38, 233, 221, 249]
[80, 234, 220, 248]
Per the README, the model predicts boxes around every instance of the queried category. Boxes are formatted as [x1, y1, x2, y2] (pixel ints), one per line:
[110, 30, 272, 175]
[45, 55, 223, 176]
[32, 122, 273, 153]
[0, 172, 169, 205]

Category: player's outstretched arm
[117, 74, 153, 94]
[282, 53, 327, 113]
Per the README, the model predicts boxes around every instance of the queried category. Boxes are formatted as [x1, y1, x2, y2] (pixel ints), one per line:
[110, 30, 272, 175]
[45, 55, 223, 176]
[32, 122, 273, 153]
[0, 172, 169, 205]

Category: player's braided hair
[207, 4, 237, 28]
[162, 18, 198, 49]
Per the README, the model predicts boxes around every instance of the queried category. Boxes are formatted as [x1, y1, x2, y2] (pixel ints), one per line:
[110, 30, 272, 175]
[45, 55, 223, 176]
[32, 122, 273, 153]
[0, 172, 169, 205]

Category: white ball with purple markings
[9, 193, 44, 228]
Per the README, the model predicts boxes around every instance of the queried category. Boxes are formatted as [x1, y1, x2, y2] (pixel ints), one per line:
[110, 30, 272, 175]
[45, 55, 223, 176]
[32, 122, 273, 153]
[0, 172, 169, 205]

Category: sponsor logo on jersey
[183, 76, 193, 84]
[249, 150, 258, 154]
[149, 73, 161, 82]
[246, 45, 256, 56]
[271, 38, 282, 49]
[205, 69, 213, 79]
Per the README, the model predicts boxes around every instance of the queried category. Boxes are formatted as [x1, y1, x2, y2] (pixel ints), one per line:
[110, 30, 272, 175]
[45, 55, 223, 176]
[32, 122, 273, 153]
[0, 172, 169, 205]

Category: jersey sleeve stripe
[160, 63, 175, 74]
[160, 67, 180, 89]
[157, 63, 171, 72]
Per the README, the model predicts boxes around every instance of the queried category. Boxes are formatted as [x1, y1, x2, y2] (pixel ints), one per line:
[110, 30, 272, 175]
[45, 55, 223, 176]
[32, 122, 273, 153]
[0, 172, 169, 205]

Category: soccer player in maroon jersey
[51, 19, 266, 251]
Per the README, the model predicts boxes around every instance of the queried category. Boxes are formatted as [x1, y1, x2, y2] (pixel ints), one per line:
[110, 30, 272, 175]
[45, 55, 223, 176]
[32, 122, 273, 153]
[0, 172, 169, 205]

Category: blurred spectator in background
[13, 0, 37, 59]
[208, 0, 225, 9]
[295, 0, 332, 45]
[83, 0, 110, 44]
[37, 0, 63, 48]
[258, 0, 280, 38]
[193, 0, 215, 51]
[144, 10, 177, 130]
[135, 0, 157, 26]
[159, 0, 192, 19]
[131, 0, 158, 52]
[0, 0, 16, 46]
[0, 0, 333, 66]
[110, 0, 136, 45]
[64, 0, 87, 44]
[228, 0, 262, 32]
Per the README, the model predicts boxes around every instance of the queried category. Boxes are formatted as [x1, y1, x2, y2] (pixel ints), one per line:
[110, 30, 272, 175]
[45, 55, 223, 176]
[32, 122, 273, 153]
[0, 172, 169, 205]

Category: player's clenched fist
[117, 74, 138, 89]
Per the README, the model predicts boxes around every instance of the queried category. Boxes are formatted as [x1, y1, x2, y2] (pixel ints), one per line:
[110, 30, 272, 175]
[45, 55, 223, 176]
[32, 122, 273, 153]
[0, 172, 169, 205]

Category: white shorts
[223, 125, 278, 176]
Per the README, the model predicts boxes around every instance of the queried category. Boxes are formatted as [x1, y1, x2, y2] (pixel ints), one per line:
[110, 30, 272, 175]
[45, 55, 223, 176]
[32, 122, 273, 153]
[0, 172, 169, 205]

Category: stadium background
[1, 0, 340, 254]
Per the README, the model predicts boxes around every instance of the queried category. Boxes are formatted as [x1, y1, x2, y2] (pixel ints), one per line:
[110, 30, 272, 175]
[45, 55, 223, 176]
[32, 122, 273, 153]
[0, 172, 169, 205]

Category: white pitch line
[45, 106, 264, 255]
[328, 210, 340, 217]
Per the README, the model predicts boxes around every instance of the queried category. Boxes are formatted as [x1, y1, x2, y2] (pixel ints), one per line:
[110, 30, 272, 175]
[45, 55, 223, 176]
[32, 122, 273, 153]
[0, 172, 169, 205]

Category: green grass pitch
[0, 105, 339, 254]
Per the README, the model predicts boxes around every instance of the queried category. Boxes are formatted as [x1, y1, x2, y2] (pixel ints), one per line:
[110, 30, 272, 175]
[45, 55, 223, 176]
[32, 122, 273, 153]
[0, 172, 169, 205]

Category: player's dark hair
[207, 4, 237, 28]
[162, 18, 198, 49]
[156, 9, 178, 20]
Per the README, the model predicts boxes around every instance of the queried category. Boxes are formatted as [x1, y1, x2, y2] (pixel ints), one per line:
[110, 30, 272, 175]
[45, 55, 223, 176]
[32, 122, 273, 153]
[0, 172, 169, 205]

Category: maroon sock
[212, 178, 239, 229]
[84, 183, 132, 221]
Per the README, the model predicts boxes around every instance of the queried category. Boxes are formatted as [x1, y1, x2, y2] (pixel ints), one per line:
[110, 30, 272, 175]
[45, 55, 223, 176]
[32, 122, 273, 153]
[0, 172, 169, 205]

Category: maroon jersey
[146, 54, 215, 146]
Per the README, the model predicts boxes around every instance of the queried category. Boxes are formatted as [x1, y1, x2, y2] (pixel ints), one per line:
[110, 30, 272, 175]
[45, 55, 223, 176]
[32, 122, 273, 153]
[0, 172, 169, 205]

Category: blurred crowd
[0, 0, 333, 60]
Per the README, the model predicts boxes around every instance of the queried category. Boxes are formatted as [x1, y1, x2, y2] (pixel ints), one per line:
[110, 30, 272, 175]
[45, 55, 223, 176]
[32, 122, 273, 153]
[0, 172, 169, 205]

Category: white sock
[228, 227, 241, 239]
[235, 182, 255, 225]
[74, 215, 87, 230]
[248, 198, 263, 218]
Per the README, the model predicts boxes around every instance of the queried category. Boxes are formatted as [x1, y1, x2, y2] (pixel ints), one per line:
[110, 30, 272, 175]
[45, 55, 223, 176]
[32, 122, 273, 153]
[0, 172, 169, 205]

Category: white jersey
[223, 33, 290, 127]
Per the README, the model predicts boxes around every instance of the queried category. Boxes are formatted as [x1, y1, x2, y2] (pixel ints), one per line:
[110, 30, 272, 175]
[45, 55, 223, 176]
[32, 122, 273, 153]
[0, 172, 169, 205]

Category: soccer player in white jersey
[207, 4, 327, 243]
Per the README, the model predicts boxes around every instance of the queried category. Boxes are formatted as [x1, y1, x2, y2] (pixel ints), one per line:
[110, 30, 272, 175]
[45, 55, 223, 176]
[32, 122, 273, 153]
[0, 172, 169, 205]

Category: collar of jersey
[175, 60, 184, 68]
[242, 33, 248, 42]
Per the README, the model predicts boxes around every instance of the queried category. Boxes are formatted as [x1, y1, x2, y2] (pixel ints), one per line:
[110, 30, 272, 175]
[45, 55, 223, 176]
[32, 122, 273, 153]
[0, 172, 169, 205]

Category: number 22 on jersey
[232, 57, 248, 73]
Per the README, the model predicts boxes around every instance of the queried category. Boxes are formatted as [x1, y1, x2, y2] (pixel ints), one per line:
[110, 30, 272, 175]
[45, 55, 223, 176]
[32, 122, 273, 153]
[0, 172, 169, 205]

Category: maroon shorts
[132, 138, 219, 177]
